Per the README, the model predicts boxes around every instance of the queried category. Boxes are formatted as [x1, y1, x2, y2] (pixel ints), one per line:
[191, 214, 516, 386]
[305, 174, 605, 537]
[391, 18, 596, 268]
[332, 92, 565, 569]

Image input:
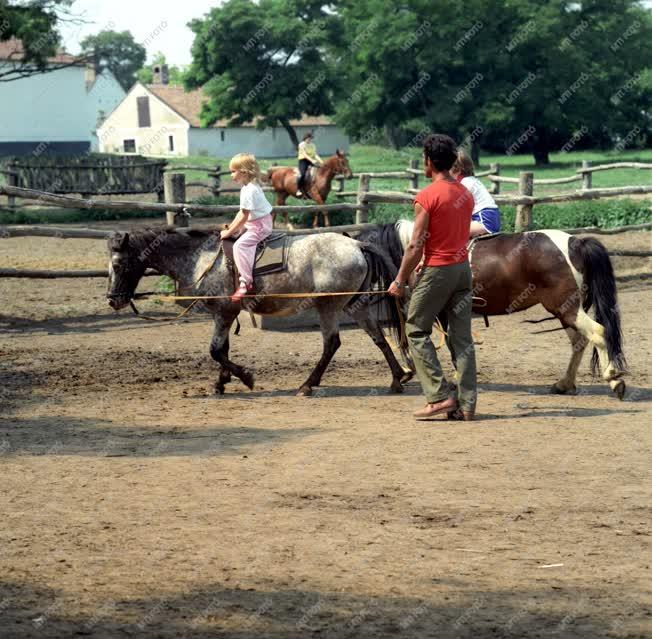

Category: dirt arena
[1, 224, 650, 638]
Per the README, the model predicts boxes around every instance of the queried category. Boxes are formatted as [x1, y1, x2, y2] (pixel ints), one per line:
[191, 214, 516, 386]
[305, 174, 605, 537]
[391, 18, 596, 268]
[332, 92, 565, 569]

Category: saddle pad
[467, 231, 504, 252]
[222, 232, 288, 278]
[254, 232, 288, 275]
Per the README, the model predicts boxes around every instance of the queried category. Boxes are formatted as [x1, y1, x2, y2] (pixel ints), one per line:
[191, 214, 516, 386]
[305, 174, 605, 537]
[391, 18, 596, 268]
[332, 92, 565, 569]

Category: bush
[362, 198, 650, 231]
[500, 199, 651, 232]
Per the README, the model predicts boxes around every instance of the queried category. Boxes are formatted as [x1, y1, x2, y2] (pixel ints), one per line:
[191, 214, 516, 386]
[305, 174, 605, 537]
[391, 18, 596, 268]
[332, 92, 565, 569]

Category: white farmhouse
[0, 38, 125, 155]
[97, 65, 349, 158]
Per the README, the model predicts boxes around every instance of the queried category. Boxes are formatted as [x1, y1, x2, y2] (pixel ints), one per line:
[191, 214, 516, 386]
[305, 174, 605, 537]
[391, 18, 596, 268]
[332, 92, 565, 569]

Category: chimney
[84, 63, 96, 91]
[152, 64, 169, 85]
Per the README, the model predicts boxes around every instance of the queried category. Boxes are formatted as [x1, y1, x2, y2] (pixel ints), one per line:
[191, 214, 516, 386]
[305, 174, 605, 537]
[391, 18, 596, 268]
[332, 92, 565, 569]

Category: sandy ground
[0, 228, 650, 638]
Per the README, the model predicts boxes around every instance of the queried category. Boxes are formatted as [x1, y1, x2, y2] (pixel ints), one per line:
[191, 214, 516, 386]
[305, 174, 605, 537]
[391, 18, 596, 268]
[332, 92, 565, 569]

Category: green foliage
[499, 199, 652, 232]
[136, 52, 185, 86]
[185, 0, 341, 147]
[0, 0, 70, 80]
[80, 29, 146, 91]
[331, 0, 652, 164]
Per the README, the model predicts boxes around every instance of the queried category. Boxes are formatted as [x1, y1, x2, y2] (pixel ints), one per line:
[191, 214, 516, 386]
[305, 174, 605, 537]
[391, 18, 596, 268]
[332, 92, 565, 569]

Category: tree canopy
[332, 0, 651, 164]
[183, 0, 651, 162]
[80, 29, 146, 91]
[0, 0, 85, 82]
[185, 0, 342, 148]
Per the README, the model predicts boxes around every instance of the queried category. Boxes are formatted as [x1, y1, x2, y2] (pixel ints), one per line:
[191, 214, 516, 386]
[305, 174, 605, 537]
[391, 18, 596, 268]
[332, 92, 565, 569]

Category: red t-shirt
[414, 178, 474, 267]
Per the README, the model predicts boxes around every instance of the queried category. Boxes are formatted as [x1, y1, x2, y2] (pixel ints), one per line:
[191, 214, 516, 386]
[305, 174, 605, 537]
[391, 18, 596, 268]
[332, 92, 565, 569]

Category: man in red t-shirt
[388, 134, 477, 420]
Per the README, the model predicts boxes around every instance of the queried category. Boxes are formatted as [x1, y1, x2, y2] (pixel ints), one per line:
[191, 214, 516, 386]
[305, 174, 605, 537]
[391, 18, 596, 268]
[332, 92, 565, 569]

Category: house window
[123, 139, 136, 153]
[168, 135, 174, 152]
[220, 130, 225, 142]
[137, 96, 151, 128]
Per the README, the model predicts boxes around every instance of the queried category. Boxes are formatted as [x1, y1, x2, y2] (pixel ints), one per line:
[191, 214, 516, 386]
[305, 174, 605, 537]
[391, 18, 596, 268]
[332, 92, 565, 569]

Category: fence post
[514, 171, 533, 232]
[356, 173, 370, 224]
[409, 159, 419, 191]
[212, 164, 221, 196]
[489, 163, 500, 195]
[164, 172, 188, 227]
[6, 167, 17, 211]
[581, 160, 592, 190]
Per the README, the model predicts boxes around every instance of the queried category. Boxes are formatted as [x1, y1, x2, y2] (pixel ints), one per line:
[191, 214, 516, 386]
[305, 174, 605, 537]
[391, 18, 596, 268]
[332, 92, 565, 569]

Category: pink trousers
[233, 214, 273, 285]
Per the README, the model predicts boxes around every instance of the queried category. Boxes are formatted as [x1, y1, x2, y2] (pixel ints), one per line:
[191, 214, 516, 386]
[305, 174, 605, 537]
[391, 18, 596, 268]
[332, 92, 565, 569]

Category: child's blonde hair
[229, 153, 261, 183]
[452, 148, 475, 177]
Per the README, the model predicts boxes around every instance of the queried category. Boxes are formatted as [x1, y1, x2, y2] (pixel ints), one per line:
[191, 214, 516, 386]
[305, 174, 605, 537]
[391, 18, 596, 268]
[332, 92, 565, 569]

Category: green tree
[332, 0, 651, 164]
[185, 0, 341, 148]
[0, 0, 85, 82]
[80, 29, 146, 91]
[137, 52, 185, 86]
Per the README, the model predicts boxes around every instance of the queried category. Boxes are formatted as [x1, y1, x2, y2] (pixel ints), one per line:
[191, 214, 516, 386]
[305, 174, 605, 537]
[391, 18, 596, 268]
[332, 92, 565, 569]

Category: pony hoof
[550, 383, 577, 395]
[613, 379, 626, 400]
[214, 383, 225, 395]
[400, 369, 414, 384]
[240, 369, 255, 390]
[390, 380, 404, 394]
[296, 386, 312, 397]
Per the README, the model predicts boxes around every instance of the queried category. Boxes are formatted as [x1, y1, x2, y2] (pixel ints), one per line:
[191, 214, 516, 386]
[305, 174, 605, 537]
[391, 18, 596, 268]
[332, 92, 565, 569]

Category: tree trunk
[384, 124, 402, 149]
[280, 119, 299, 149]
[532, 128, 550, 165]
[471, 138, 480, 166]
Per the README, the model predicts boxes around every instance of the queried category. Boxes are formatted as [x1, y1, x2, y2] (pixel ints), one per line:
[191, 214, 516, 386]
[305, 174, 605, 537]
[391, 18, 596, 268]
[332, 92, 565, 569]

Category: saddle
[222, 231, 289, 291]
[295, 166, 318, 195]
[467, 231, 503, 252]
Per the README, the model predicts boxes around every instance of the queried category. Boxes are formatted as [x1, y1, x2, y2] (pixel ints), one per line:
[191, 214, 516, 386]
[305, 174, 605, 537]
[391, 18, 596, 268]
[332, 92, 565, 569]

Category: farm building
[96, 66, 350, 158]
[0, 38, 125, 155]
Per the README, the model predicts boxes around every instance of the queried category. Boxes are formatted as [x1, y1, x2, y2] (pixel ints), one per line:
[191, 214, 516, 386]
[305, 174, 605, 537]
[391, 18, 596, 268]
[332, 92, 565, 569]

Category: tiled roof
[146, 84, 333, 128]
[0, 38, 80, 64]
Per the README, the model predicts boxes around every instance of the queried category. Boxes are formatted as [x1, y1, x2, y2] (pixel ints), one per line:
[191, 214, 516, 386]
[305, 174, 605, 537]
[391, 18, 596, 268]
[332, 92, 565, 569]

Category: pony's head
[333, 149, 353, 178]
[106, 232, 147, 310]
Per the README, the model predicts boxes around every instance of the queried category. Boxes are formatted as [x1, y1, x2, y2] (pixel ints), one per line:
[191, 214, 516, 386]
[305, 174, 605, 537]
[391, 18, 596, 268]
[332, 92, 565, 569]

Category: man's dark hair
[423, 134, 458, 171]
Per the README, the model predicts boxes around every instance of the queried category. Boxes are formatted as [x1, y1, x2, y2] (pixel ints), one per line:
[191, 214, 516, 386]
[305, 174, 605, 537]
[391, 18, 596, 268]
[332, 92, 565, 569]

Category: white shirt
[240, 181, 273, 220]
[461, 176, 497, 214]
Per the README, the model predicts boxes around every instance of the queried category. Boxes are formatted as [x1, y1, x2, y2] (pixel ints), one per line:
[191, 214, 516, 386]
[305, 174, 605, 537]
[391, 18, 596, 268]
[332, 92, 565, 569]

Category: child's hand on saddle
[220, 229, 230, 240]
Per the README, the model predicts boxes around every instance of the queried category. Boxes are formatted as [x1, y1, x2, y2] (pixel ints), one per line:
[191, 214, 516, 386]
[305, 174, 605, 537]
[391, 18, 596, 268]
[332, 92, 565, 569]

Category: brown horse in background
[265, 150, 353, 228]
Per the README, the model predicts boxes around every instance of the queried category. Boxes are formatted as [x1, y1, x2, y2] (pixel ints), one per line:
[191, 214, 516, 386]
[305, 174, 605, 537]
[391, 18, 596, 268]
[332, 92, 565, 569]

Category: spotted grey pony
[357, 221, 627, 399]
[107, 228, 410, 396]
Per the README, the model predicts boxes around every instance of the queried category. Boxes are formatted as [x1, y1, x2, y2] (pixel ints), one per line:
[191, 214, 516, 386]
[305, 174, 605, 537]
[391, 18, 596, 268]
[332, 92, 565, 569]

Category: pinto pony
[358, 222, 627, 399]
[265, 150, 353, 228]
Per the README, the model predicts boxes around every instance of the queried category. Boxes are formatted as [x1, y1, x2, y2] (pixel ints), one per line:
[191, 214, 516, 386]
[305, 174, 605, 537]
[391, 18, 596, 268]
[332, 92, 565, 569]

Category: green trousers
[406, 261, 477, 411]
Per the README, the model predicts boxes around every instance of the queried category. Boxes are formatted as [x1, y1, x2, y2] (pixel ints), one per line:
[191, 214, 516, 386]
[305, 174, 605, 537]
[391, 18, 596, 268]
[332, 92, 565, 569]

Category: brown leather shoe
[413, 396, 457, 420]
[447, 407, 476, 421]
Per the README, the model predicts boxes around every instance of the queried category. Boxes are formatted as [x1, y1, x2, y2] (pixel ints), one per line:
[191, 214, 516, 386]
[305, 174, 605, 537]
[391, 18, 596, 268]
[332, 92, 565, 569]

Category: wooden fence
[1, 154, 167, 206]
[1, 158, 651, 230]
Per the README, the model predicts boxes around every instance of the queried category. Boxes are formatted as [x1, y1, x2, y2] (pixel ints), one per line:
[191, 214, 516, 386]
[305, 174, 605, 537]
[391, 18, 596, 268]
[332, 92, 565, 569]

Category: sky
[58, 0, 222, 66]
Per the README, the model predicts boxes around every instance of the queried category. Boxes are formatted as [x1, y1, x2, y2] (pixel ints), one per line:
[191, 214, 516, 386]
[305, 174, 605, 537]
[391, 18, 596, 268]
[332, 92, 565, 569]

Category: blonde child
[451, 149, 501, 237]
[221, 153, 273, 302]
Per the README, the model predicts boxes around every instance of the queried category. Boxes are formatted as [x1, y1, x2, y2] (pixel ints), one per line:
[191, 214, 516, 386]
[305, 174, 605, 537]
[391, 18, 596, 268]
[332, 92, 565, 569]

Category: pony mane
[120, 227, 216, 257]
[395, 219, 414, 250]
